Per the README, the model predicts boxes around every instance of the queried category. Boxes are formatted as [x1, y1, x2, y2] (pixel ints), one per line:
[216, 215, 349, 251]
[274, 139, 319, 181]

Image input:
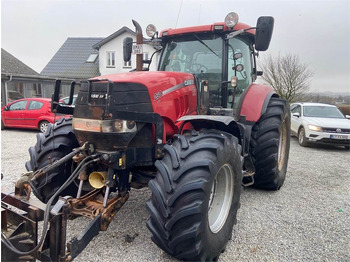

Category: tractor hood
[91, 71, 196, 102]
[90, 71, 198, 124]
[87, 71, 198, 131]
[73, 71, 198, 151]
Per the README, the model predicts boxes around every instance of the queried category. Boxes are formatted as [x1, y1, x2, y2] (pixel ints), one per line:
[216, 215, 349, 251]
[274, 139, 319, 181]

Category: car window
[303, 106, 345, 119]
[291, 105, 301, 115]
[290, 104, 297, 111]
[8, 100, 27, 110]
[28, 101, 44, 110]
[61, 95, 77, 105]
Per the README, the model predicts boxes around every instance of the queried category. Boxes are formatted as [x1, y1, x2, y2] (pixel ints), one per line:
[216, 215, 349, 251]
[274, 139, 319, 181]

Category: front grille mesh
[322, 128, 350, 134]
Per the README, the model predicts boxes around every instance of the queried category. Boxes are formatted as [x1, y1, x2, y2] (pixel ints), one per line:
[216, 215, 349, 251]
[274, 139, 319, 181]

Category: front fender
[177, 115, 241, 141]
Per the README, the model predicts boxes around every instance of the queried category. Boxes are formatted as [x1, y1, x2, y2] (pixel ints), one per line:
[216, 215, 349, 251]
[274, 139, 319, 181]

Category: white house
[92, 27, 159, 76]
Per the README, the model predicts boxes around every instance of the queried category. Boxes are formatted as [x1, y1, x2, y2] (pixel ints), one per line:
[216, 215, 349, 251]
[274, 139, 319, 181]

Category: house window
[31, 83, 42, 97]
[143, 53, 149, 61]
[123, 60, 131, 68]
[106, 51, 115, 67]
[87, 53, 98, 63]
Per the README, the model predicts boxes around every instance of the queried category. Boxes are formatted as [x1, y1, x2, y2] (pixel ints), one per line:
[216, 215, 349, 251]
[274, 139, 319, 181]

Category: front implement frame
[1, 187, 116, 261]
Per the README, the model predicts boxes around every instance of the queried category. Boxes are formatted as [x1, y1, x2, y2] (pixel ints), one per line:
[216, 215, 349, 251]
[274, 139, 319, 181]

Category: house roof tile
[41, 37, 104, 79]
[1, 48, 39, 76]
[92, 27, 135, 50]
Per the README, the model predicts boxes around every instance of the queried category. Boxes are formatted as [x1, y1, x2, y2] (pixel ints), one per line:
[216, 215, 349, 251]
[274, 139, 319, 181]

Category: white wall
[98, 32, 158, 76]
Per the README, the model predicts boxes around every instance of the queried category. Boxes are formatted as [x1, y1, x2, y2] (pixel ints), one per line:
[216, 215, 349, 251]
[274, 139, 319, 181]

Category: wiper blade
[193, 34, 219, 57]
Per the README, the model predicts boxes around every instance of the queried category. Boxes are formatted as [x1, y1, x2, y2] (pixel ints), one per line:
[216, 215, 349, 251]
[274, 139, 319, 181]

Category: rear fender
[239, 83, 278, 123]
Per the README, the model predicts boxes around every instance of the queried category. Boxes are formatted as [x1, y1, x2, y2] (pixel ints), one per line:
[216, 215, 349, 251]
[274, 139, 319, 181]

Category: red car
[1, 98, 71, 133]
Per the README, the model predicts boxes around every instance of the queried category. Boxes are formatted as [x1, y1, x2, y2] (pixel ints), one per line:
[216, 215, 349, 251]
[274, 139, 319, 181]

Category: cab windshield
[159, 34, 253, 110]
[159, 34, 222, 75]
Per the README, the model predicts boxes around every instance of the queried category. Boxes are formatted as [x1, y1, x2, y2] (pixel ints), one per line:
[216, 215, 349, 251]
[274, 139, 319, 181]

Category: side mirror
[292, 112, 300, 118]
[123, 37, 133, 62]
[255, 16, 274, 51]
[4, 106, 9, 111]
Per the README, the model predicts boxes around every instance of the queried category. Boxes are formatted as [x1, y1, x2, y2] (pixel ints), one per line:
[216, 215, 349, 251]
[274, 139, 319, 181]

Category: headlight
[308, 125, 322, 132]
[73, 118, 137, 133]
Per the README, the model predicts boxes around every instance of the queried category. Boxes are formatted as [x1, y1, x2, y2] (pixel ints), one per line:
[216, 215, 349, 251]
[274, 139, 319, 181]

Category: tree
[259, 53, 313, 103]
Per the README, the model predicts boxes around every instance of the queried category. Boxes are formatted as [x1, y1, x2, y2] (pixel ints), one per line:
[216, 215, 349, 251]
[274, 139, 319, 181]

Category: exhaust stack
[132, 19, 143, 71]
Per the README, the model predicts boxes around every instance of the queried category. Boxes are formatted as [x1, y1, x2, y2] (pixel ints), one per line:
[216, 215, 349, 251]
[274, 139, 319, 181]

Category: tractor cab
[125, 12, 274, 118]
[158, 28, 254, 116]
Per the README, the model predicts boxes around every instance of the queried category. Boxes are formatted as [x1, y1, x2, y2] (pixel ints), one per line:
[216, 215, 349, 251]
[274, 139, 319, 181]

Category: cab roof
[159, 22, 255, 37]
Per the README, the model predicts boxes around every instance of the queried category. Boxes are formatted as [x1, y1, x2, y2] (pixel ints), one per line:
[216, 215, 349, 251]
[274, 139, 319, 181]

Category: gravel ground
[1, 129, 349, 262]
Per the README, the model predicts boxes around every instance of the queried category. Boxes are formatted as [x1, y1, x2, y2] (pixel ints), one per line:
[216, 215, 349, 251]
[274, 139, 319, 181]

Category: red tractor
[1, 12, 290, 261]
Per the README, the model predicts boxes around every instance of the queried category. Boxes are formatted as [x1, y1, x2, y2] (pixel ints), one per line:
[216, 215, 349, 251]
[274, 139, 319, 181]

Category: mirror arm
[226, 27, 256, 40]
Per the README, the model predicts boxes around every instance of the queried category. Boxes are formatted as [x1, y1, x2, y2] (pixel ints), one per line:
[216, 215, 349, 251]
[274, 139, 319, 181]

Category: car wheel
[298, 127, 308, 147]
[1, 121, 4, 130]
[38, 120, 50, 133]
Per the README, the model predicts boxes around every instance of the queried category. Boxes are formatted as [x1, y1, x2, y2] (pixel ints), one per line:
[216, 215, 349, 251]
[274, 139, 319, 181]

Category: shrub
[338, 105, 350, 116]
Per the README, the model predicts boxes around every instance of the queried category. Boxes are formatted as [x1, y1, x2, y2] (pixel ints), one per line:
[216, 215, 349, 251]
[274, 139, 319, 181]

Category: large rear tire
[250, 97, 290, 190]
[146, 130, 242, 261]
[25, 117, 79, 203]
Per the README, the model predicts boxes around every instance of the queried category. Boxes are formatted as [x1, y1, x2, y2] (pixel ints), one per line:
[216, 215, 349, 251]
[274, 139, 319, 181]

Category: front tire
[146, 130, 242, 261]
[26, 117, 79, 203]
[250, 97, 291, 190]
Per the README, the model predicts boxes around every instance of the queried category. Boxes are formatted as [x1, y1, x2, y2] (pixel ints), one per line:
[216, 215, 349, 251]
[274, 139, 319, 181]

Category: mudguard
[239, 83, 277, 123]
[176, 115, 241, 141]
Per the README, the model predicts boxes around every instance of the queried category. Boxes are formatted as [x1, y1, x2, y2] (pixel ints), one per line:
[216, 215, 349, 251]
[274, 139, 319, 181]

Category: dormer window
[86, 53, 98, 63]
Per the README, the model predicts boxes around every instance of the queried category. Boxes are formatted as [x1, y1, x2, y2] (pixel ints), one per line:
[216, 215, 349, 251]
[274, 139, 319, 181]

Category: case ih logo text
[91, 94, 106, 99]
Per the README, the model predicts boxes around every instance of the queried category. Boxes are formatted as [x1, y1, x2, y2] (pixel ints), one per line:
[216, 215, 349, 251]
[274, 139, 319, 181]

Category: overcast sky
[1, 0, 349, 93]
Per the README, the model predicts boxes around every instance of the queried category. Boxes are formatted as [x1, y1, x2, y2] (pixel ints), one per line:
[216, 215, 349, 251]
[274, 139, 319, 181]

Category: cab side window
[227, 37, 253, 111]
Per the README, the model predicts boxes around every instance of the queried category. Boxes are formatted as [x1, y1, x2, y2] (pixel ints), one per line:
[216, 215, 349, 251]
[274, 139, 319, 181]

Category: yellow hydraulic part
[89, 171, 107, 189]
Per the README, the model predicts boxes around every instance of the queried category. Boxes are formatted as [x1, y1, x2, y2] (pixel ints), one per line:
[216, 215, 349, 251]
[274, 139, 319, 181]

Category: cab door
[227, 37, 253, 117]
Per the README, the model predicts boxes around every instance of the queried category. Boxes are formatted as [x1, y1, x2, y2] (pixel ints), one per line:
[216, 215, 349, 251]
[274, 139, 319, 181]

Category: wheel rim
[298, 128, 305, 145]
[277, 119, 288, 171]
[208, 164, 234, 233]
[40, 122, 49, 133]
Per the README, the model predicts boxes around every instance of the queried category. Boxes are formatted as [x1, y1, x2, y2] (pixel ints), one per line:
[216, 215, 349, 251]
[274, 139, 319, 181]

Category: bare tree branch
[259, 54, 313, 103]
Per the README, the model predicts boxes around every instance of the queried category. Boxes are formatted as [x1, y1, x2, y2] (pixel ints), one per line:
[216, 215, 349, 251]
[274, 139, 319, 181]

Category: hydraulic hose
[1, 153, 101, 256]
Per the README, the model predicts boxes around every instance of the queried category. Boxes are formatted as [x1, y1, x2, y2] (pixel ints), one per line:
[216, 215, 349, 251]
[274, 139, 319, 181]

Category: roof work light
[146, 24, 157, 38]
[225, 12, 239, 28]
